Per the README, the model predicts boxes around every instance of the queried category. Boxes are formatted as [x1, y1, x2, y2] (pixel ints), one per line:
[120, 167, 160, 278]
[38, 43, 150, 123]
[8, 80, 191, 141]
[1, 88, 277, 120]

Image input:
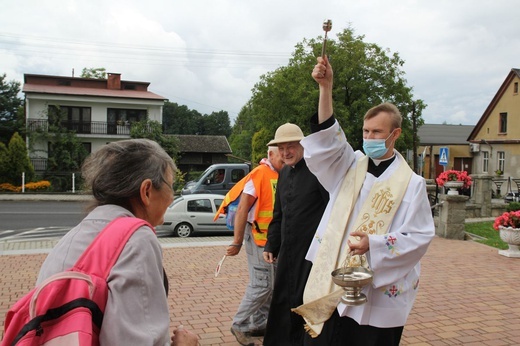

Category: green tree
[4, 132, 34, 185]
[0, 141, 8, 182]
[203, 111, 232, 137]
[80, 67, 107, 79]
[130, 119, 179, 159]
[45, 132, 88, 172]
[228, 102, 256, 162]
[27, 106, 89, 191]
[251, 128, 272, 165]
[162, 101, 232, 136]
[0, 74, 25, 145]
[130, 119, 182, 189]
[162, 102, 203, 135]
[231, 26, 425, 161]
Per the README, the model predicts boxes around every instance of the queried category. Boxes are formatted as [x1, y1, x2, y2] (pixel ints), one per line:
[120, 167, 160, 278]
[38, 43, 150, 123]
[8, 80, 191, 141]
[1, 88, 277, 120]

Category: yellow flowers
[0, 180, 51, 192]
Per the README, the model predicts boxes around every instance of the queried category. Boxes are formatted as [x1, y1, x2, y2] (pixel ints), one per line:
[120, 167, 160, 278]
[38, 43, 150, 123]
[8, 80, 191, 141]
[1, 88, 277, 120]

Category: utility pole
[411, 102, 418, 173]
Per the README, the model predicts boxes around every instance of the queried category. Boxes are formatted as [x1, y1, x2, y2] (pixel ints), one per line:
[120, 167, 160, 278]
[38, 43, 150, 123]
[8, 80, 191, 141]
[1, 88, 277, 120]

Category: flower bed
[0, 181, 51, 192]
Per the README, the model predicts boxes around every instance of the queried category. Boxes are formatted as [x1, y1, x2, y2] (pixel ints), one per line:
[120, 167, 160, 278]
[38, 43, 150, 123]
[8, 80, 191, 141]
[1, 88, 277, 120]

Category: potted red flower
[493, 210, 520, 258]
[493, 210, 520, 230]
[436, 170, 472, 195]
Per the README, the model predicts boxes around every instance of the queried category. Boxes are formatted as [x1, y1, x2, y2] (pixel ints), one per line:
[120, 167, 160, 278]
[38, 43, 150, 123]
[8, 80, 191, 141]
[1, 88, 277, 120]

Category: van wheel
[174, 223, 193, 238]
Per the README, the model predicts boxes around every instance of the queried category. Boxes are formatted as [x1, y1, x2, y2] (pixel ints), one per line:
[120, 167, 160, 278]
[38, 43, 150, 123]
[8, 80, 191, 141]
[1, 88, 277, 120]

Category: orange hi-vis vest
[214, 162, 278, 247]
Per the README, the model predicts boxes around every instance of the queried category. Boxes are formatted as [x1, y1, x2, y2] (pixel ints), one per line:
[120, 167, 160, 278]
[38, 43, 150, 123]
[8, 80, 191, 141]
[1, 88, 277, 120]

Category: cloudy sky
[1, 0, 518, 126]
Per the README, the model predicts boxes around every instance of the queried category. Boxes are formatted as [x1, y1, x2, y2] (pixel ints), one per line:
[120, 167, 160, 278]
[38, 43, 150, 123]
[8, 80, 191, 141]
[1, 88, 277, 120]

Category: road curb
[0, 194, 92, 201]
[0, 236, 234, 255]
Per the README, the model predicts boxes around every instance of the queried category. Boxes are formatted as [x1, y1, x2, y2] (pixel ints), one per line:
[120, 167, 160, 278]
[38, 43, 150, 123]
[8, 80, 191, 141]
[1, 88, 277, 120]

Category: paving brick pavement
[1, 236, 519, 345]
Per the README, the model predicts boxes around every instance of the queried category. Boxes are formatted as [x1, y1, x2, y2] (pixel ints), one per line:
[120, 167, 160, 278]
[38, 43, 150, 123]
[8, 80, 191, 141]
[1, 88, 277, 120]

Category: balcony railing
[31, 158, 48, 171]
[27, 119, 132, 135]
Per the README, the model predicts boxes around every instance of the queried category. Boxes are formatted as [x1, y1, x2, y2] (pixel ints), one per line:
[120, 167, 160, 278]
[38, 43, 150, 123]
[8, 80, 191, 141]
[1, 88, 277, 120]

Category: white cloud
[1, 0, 519, 125]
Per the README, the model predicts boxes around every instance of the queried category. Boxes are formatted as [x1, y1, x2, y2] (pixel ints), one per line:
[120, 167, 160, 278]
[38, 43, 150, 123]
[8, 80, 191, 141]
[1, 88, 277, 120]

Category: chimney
[107, 73, 121, 90]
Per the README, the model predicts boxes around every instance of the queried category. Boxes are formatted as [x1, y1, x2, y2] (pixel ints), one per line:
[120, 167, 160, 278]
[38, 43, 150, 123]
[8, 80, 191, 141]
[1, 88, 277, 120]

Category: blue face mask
[363, 131, 395, 159]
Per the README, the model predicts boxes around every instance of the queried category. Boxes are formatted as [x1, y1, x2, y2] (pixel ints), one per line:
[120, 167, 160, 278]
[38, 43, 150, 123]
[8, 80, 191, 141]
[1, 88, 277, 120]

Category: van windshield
[194, 167, 213, 182]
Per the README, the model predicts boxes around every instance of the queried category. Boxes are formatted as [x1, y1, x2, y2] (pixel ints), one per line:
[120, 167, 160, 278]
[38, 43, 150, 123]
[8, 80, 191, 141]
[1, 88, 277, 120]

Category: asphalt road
[0, 201, 88, 239]
[0, 201, 88, 229]
[0, 200, 221, 240]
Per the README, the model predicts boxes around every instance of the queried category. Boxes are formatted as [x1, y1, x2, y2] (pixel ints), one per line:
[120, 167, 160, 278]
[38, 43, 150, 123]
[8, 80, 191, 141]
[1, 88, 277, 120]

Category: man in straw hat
[262, 123, 329, 346]
[291, 56, 434, 346]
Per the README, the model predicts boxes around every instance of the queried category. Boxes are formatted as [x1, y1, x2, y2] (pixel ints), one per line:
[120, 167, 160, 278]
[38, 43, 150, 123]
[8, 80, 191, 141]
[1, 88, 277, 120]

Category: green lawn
[465, 221, 508, 250]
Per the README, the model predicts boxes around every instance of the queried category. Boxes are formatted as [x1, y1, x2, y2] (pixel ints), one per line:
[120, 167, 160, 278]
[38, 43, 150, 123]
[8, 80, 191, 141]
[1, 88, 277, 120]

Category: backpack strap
[73, 217, 154, 279]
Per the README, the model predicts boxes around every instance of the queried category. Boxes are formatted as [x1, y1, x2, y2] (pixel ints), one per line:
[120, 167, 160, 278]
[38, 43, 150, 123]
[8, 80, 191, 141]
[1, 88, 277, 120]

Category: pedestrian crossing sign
[439, 147, 448, 166]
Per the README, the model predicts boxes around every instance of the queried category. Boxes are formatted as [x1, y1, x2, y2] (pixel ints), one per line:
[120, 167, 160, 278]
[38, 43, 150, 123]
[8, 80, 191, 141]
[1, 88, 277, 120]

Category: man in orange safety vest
[214, 145, 283, 346]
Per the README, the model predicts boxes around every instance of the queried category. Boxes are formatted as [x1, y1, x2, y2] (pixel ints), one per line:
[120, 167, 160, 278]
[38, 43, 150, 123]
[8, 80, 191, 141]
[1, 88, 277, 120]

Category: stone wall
[434, 174, 508, 240]
[465, 202, 507, 218]
[436, 194, 469, 240]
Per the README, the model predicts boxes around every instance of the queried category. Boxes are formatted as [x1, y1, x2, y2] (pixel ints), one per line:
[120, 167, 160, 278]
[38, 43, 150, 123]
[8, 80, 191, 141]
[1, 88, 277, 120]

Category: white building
[23, 73, 166, 171]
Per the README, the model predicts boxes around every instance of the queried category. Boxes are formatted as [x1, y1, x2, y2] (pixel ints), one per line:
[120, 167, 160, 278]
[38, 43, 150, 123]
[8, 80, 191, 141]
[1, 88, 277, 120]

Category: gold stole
[292, 152, 413, 337]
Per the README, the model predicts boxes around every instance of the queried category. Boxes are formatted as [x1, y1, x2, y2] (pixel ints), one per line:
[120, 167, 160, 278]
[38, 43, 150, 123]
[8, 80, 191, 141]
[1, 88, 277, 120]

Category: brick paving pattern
[1, 236, 519, 345]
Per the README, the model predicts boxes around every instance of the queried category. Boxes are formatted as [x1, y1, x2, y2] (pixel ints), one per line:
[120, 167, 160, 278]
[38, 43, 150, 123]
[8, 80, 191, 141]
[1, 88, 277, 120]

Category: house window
[107, 108, 146, 124]
[48, 105, 92, 133]
[514, 82, 518, 94]
[482, 151, 489, 173]
[107, 108, 146, 134]
[82, 142, 92, 154]
[499, 113, 507, 133]
[497, 151, 505, 173]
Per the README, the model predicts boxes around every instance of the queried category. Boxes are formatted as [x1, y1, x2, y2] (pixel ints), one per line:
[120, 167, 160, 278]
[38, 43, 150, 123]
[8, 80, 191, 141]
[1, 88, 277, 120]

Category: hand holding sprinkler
[321, 19, 332, 58]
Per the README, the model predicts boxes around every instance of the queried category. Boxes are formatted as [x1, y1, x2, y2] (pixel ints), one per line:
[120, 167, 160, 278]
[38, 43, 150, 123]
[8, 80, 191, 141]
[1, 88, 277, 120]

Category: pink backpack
[1, 217, 152, 346]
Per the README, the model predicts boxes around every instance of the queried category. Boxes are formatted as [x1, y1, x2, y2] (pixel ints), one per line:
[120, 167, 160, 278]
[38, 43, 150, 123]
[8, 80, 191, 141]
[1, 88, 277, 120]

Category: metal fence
[493, 177, 520, 202]
[30, 172, 84, 193]
[27, 118, 132, 135]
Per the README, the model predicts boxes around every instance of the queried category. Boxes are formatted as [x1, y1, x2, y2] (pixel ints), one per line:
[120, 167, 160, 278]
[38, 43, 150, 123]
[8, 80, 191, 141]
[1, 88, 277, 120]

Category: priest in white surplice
[292, 56, 435, 346]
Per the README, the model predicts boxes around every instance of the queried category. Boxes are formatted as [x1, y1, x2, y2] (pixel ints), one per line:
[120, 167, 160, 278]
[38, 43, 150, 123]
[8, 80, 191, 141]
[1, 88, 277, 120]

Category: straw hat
[267, 123, 304, 146]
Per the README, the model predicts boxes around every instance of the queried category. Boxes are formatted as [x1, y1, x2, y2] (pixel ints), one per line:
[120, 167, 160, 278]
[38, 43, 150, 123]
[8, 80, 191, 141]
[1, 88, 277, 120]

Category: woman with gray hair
[36, 139, 198, 346]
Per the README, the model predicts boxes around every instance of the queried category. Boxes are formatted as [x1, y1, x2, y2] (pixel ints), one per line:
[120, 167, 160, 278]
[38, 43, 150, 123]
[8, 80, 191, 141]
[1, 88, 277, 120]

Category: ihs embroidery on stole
[355, 187, 395, 236]
[371, 187, 395, 217]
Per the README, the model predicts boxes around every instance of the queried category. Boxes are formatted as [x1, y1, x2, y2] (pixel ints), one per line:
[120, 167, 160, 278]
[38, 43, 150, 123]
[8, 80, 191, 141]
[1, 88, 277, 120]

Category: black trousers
[303, 311, 404, 346]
